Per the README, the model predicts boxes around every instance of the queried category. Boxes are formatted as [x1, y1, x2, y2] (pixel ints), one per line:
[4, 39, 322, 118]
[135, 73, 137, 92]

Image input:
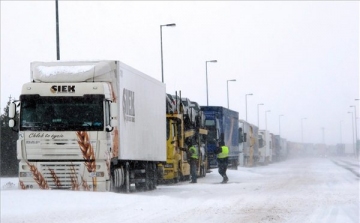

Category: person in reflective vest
[216, 141, 229, 183]
[188, 144, 198, 183]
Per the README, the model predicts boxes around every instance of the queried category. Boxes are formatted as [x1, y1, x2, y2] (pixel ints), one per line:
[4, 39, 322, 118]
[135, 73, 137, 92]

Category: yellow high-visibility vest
[217, 146, 229, 159]
[189, 146, 198, 159]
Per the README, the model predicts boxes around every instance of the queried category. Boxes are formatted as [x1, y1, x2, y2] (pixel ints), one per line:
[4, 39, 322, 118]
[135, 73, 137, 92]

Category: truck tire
[111, 166, 124, 193]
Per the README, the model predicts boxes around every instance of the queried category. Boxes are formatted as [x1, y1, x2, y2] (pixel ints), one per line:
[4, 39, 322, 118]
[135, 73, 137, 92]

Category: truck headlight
[96, 172, 104, 177]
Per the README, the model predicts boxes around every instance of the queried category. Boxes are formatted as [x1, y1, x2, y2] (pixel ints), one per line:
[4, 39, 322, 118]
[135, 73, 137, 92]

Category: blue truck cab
[200, 106, 239, 170]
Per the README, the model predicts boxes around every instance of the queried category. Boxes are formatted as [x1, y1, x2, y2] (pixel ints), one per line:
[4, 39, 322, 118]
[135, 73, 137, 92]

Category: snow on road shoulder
[1, 157, 359, 223]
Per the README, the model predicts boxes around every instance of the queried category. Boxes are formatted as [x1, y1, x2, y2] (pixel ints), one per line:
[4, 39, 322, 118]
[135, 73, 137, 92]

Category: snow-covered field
[1, 157, 359, 223]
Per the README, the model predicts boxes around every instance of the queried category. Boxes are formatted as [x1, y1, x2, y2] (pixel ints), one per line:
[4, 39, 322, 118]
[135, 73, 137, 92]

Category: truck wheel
[111, 166, 124, 193]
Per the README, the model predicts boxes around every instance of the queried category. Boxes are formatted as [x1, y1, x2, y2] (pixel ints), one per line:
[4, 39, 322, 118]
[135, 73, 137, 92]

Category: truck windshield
[205, 119, 217, 144]
[258, 135, 264, 148]
[20, 94, 104, 131]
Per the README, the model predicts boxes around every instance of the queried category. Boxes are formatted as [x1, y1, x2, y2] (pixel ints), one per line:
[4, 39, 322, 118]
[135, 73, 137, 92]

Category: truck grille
[25, 139, 96, 160]
[40, 163, 83, 189]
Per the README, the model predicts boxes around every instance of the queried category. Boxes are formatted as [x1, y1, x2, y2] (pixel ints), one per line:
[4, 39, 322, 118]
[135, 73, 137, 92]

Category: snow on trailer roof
[31, 60, 116, 83]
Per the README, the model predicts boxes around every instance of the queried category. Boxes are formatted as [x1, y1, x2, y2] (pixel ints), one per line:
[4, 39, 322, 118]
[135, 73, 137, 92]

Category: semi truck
[200, 106, 239, 169]
[272, 135, 281, 162]
[239, 119, 259, 167]
[258, 130, 272, 165]
[159, 92, 208, 183]
[8, 60, 166, 192]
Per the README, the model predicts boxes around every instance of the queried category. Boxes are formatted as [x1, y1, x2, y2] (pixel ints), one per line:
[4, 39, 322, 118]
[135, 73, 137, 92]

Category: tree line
[0, 97, 18, 177]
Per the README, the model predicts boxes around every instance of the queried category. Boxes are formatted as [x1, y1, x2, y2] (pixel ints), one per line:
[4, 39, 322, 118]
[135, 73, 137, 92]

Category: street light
[205, 60, 217, 106]
[348, 111, 355, 156]
[350, 105, 358, 156]
[245, 93, 253, 121]
[55, 0, 60, 60]
[257, 103, 264, 127]
[226, 79, 236, 109]
[279, 115, 284, 136]
[160, 23, 176, 83]
[265, 110, 271, 130]
[301, 118, 307, 144]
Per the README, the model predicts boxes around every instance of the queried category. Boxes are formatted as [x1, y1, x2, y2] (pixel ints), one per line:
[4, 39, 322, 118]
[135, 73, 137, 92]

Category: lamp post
[257, 103, 264, 127]
[350, 105, 358, 156]
[227, 79, 236, 109]
[265, 110, 271, 131]
[55, 0, 60, 60]
[348, 111, 355, 156]
[279, 115, 284, 136]
[301, 118, 307, 144]
[205, 60, 217, 106]
[245, 93, 253, 121]
[321, 127, 325, 144]
[160, 23, 176, 83]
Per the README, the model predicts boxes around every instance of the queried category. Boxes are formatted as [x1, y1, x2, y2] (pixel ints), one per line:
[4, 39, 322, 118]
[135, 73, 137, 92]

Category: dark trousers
[217, 158, 228, 178]
[190, 158, 197, 182]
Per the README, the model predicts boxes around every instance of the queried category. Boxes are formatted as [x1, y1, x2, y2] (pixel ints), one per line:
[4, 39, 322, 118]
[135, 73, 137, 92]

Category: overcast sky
[1, 1, 359, 145]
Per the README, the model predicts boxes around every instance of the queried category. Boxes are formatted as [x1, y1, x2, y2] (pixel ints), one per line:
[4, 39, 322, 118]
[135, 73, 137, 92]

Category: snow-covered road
[1, 157, 359, 223]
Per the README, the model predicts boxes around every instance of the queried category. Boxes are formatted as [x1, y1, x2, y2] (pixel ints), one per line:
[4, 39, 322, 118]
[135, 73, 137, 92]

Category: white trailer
[8, 60, 166, 192]
[239, 119, 259, 167]
[258, 130, 271, 165]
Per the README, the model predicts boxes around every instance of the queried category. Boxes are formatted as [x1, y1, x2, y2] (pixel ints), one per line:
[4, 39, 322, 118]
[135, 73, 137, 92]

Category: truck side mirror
[8, 102, 16, 128]
[9, 103, 16, 118]
[106, 102, 118, 132]
[238, 128, 244, 143]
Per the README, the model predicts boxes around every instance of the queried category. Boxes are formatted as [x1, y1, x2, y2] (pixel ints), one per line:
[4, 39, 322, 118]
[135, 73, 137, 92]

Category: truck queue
[8, 60, 296, 193]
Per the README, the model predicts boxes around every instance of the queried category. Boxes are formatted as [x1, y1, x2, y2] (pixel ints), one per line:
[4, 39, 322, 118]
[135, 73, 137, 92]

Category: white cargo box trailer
[117, 62, 166, 161]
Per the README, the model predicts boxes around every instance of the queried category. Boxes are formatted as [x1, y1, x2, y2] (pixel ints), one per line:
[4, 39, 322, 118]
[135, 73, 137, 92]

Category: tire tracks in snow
[331, 159, 360, 178]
